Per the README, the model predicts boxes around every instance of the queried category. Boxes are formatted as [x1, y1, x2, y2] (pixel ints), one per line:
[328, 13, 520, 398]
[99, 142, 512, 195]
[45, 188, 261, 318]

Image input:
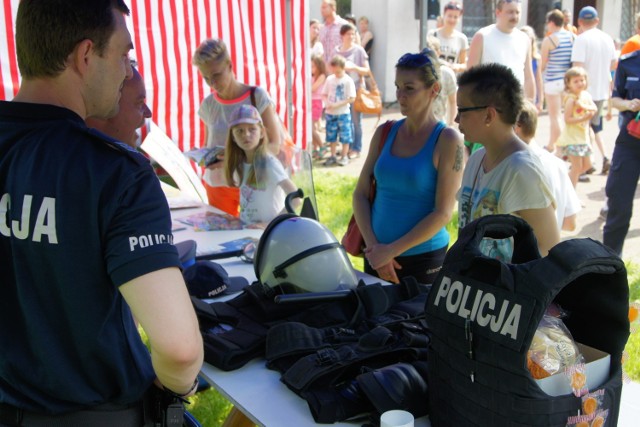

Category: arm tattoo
[453, 144, 463, 172]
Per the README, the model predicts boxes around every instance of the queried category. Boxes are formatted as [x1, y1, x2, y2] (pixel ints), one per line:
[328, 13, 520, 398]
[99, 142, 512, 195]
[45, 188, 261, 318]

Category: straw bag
[353, 71, 382, 115]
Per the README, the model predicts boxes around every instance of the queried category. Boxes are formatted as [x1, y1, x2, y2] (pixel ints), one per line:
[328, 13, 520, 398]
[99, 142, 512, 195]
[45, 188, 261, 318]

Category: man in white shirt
[467, 0, 535, 101]
[571, 6, 617, 174]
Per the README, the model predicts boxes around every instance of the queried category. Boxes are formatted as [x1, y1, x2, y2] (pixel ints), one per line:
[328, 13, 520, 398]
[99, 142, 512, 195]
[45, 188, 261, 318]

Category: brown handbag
[341, 120, 395, 256]
[353, 72, 382, 115]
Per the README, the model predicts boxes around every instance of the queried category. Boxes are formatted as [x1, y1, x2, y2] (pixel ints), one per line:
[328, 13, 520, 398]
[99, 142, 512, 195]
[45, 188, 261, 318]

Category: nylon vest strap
[193, 278, 429, 370]
[425, 215, 629, 427]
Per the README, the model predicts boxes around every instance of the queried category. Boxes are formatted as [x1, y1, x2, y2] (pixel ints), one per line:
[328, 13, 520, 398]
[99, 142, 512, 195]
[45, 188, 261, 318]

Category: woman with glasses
[193, 38, 281, 216]
[427, 1, 468, 73]
[352, 49, 464, 285]
[456, 63, 559, 259]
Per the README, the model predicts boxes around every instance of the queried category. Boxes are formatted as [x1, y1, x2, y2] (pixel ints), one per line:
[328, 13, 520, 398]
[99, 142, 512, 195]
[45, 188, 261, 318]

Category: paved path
[316, 105, 640, 265]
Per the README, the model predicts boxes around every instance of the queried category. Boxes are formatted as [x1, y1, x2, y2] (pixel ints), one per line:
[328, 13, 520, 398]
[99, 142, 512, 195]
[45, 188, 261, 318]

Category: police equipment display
[254, 214, 358, 294]
[425, 215, 629, 427]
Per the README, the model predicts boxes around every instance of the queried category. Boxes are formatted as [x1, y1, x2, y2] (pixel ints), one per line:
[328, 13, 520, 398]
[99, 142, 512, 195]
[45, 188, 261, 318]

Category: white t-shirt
[571, 28, 617, 101]
[428, 28, 469, 65]
[529, 143, 581, 232]
[322, 73, 356, 116]
[458, 148, 554, 261]
[239, 155, 289, 224]
[433, 65, 457, 123]
[479, 24, 530, 86]
[197, 86, 273, 186]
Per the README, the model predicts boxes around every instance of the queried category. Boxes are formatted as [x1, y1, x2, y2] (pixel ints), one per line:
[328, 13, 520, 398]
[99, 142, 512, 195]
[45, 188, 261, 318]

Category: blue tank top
[544, 30, 574, 83]
[372, 119, 449, 256]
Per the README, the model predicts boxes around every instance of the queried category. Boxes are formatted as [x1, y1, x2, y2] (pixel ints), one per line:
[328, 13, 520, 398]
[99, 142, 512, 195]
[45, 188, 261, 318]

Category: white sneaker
[338, 157, 350, 166]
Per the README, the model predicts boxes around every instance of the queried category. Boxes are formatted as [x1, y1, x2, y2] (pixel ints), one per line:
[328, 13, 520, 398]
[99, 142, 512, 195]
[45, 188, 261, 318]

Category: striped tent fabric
[0, 0, 310, 152]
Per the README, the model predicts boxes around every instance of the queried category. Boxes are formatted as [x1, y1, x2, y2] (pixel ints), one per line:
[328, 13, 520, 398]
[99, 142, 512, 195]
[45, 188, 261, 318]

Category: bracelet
[165, 377, 199, 399]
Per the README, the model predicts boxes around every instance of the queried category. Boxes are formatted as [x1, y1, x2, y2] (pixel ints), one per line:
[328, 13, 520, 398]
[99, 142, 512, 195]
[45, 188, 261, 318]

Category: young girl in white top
[224, 105, 298, 228]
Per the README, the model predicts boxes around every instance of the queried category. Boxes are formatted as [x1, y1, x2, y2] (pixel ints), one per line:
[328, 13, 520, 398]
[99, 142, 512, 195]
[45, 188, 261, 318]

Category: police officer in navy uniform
[603, 49, 640, 256]
[0, 1, 203, 425]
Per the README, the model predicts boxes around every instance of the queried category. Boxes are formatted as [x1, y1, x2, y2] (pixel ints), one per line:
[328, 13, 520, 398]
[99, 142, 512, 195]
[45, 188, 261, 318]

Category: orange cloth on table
[204, 183, 240, 217]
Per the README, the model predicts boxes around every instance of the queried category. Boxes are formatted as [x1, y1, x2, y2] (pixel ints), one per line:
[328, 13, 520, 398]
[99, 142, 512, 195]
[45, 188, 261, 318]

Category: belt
[0, 401, 144, 427]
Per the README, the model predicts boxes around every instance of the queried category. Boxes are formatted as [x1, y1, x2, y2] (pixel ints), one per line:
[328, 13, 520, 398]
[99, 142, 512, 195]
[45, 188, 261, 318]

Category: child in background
[426, 36, 458, 125]
[555, 67, 597, 188]
[310, 54, 327, 160]
[224, 105, 298, 228]
[521, 26, 544, 112]
[515, 100, 581, 232]
[322, 55, 356, 167]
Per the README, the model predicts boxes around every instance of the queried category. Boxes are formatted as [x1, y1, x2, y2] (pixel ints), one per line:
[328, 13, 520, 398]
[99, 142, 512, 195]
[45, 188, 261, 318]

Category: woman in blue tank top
[351, 48, 464, 284]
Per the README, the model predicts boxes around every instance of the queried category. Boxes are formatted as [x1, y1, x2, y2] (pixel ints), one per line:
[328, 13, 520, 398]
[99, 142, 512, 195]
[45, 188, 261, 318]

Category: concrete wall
[351, 0, 422, 103]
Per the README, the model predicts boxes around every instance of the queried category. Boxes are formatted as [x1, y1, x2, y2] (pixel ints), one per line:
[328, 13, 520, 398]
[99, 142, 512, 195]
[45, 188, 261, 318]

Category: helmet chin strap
[272, 242, 342, 278]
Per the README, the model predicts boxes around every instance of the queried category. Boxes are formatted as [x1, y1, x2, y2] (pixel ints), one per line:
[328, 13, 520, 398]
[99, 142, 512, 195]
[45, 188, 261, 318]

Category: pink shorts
[312, 99, 323, 122]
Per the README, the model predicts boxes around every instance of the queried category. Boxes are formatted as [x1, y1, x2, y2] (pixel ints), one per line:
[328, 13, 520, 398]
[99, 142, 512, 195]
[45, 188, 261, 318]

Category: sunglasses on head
[396, 51, 438, 80]
[444, 2, 462, 11]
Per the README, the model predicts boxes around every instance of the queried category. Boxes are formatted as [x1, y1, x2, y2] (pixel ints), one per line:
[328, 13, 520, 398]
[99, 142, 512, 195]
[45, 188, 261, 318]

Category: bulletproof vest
[265, 292, 431, 424]
[192, 278, 428, 371]
[425, 215, 629, 427]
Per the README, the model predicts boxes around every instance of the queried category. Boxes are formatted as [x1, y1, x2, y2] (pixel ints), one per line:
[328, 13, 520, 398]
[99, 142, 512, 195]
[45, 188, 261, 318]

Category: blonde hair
[520, 26, 540, 60]
[516, 100, 538, 139]
[193, 38, 230, 67]
[563, 66, 588, 93]
[224, 121, 270, 188]
[329, 55, 346, 68]
[311, 54, 326, 78]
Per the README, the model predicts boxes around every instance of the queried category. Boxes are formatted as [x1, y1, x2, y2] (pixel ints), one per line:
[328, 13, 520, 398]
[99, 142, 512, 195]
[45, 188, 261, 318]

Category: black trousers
[604, 131, 640, 256]
[364, 246, 447, 285]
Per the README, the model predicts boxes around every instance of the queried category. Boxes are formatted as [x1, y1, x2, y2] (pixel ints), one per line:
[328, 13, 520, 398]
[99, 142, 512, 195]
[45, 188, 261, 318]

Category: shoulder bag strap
[249, 86, 257, 107]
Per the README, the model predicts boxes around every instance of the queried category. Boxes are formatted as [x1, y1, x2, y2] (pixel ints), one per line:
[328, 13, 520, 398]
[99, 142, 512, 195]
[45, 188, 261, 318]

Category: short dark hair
[16, 0, 130, 78]
[546, 9, 565, 27]
[340, 23, 356, 36]
[457, 63, 524, 125]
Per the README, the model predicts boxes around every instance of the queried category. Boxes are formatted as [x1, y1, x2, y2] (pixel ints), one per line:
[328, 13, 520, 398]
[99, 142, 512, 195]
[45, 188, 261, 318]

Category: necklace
[466, 154, 484, 221]
[483, 139, 517, 173]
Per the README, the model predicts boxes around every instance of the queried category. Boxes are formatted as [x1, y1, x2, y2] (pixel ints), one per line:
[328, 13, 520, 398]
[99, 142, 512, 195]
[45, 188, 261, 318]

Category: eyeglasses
[396, 51, 438, 80]
[457, 106, 490, 114]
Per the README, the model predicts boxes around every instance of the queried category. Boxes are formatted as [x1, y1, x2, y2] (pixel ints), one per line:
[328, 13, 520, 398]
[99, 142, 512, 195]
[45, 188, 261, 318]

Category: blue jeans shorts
[325, 113, 353, 144]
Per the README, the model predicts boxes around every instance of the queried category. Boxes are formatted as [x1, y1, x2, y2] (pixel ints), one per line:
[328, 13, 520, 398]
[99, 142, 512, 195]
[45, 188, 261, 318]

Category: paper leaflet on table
[183, 146, 225, 167]
[140, 122, 208, 204]
[176, 211, 243, 231]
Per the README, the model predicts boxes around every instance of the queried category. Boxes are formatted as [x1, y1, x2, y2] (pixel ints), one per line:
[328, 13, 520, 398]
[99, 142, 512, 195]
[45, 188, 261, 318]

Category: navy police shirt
[613, 50, 640, 138]
[0, 102, 180, 413]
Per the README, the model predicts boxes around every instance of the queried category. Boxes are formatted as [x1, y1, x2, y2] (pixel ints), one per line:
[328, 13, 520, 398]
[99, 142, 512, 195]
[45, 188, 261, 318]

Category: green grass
[184, 169, 639, 426]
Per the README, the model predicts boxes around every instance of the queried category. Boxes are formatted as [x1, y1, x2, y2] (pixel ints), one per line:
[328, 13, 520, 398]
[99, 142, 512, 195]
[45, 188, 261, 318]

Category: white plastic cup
[380, 409, 414, 427]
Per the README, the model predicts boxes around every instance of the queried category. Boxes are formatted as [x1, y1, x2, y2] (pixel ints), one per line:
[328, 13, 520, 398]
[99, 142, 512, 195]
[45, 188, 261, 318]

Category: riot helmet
[254, 214, 358, 293]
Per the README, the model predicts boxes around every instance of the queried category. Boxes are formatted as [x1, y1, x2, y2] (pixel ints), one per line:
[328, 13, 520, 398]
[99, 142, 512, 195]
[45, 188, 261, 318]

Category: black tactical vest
[425, 215, 629, 427]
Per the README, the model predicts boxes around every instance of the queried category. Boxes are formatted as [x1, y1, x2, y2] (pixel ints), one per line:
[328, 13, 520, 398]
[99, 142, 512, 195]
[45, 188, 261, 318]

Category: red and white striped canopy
[0, 0, 310, 151]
